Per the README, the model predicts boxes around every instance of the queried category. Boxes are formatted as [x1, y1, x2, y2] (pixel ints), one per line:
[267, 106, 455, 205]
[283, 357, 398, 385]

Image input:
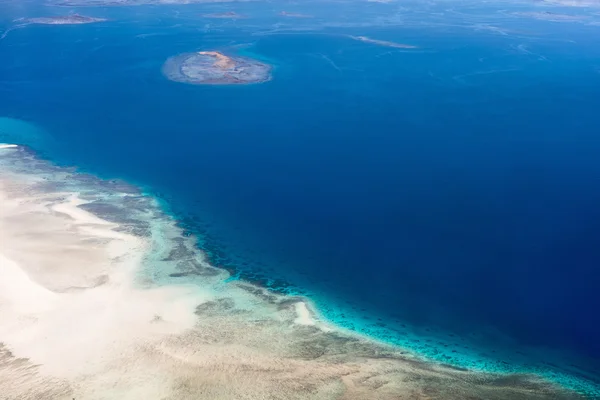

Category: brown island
[162, 50, 272, 85]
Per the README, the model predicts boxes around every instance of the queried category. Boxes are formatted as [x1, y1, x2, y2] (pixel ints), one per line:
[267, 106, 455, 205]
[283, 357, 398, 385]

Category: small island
[162, 51, 272, 85]
[19, 14, 107, 25]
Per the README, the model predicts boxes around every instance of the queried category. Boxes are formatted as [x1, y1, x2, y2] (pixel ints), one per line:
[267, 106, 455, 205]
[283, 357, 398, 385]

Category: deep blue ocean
[1, 0, 600, 394]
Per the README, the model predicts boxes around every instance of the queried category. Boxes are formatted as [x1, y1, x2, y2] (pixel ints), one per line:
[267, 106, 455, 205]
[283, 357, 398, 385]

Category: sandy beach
[0, 144, 585, 400]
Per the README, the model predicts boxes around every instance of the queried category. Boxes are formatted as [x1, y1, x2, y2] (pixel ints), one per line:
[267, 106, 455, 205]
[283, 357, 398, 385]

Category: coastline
[0, 142, 589, 399]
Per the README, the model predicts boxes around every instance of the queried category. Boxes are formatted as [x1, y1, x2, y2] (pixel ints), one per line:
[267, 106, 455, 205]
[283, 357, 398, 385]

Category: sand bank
[0, 144, 585, 400]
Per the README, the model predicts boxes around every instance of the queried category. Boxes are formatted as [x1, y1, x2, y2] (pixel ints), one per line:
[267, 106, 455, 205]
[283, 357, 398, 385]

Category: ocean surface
[1, 0, 600, 395]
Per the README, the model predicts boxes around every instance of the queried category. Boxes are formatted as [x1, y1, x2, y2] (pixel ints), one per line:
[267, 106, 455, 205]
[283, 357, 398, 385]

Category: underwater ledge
[0, 130, 595, 398]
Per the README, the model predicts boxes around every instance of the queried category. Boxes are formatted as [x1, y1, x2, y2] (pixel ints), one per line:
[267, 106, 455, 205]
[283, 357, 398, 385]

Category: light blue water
[1, 1, 600, 396]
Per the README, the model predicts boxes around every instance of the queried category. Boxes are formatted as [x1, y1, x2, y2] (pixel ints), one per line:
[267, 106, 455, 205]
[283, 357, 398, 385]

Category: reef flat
[348, 35, 418, 49]
[50, 0, 247, 6]
[0, 119, 588, 400]
[201, 11, 246, 19]
[512, 11, 588, 22]
[163, 51, 272, 85]
[17, 14, 107, 25]
[280, 11, 313, 18]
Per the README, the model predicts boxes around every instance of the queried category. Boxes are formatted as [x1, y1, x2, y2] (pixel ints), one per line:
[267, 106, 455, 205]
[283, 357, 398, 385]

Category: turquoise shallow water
[1, 0, 600, 396]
